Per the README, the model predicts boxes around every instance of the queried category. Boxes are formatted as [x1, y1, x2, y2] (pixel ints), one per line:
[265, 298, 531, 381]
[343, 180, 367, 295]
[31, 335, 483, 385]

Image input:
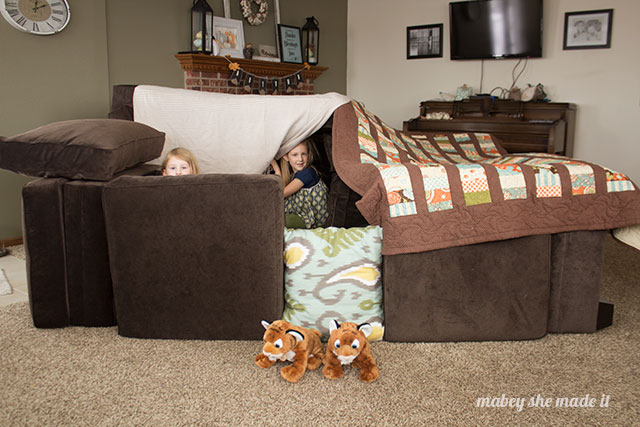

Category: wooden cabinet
[403, 99, 576, 156]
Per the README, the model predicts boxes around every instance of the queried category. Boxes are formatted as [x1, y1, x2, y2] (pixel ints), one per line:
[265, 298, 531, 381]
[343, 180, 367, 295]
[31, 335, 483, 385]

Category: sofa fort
[2, 85, 639, 342]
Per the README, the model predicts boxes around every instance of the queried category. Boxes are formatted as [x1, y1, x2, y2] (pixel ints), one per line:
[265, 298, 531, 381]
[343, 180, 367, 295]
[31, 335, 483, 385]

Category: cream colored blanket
[133, 85, 349, 174]
[613, 224, 640, 252]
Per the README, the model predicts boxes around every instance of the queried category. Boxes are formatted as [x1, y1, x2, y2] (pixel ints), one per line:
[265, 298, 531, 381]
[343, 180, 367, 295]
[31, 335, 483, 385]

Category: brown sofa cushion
[0, 119, 164, 181]
[383, 234, 551, 342]
[102, 174, 285, 340]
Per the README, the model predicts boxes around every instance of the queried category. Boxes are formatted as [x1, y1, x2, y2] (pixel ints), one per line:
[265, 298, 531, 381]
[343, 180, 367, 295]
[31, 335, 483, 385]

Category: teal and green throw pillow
[282, 226, 384, 340]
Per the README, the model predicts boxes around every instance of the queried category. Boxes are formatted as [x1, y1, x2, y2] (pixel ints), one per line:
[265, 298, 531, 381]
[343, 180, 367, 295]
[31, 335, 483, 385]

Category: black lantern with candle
[191, 0, 214, 54]
[301, 16, 319, 65]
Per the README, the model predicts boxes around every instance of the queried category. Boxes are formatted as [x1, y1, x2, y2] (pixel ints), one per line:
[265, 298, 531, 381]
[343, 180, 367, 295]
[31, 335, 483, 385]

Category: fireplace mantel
[176, 53, 327, 79]
[175, 53, 328, 95]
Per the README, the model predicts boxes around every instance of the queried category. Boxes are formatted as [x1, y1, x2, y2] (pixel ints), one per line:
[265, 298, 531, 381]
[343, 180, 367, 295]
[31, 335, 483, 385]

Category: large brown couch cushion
[62, 181, 117, 326]
[102, 174, 284, 340]
[383, 234, 551, 342]
[0, 119, 164, 181]
[22, 178, 69, 328]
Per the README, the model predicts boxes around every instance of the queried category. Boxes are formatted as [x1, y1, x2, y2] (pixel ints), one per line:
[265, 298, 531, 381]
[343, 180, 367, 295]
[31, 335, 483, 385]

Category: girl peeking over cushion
[162, 147, 199, 176]
[271, 139, 328, 229]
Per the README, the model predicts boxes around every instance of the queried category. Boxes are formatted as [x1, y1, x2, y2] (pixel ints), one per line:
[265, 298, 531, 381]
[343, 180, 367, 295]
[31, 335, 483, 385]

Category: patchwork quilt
[332, 101, 640, 255]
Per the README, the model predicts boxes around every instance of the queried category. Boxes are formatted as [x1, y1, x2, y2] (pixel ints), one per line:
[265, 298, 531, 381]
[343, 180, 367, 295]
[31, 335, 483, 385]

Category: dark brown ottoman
[102, 174, 284, 340]
[383, 234, 552, 342]
[22, 178, 69, 328]
[22, 165, 160, 328]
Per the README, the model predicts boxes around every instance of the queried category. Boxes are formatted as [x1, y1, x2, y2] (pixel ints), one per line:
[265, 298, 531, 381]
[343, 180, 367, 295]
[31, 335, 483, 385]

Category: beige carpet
[1, 235, 639, 426]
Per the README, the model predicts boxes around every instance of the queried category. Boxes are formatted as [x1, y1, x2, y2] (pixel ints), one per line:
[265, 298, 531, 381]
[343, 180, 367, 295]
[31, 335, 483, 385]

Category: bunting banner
[223, 55, 311, 94]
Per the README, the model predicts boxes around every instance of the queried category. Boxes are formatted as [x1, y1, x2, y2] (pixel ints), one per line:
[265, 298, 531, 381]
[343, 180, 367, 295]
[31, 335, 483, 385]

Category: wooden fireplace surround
[176, 53, 328, 95]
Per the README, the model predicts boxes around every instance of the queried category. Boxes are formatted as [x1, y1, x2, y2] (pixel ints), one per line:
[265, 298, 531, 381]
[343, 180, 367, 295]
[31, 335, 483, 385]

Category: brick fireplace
[175, 53, 328, 95]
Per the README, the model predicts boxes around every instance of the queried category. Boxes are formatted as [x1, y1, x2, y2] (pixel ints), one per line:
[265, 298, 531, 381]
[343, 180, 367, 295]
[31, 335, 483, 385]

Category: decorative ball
[193, 31, 203, 50]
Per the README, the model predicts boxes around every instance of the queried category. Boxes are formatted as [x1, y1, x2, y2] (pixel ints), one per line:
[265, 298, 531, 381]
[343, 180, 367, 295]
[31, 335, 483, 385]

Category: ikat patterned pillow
[282, 226, 384, 340]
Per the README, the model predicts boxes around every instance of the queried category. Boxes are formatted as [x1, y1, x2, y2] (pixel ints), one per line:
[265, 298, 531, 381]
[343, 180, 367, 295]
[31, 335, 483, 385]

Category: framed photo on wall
[563, 9, 613, 50]
[277, 24, 303, 64]
[407, 23, 443, 59]
[213, 17, 245, 58]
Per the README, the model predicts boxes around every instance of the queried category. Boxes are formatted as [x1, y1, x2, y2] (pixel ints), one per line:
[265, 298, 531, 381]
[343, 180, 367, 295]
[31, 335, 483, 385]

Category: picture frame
[274, 0, 281, 58]
[213, 16, 245, 58]
[563, 9, 613, 50]
[277, 24, 303, 64]
[222, 0, 230, 18]
[407, 24, 443, 59]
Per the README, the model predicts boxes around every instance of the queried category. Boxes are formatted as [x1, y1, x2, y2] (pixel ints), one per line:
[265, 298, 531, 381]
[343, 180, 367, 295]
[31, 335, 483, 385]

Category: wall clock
[0, 0, 70, 35]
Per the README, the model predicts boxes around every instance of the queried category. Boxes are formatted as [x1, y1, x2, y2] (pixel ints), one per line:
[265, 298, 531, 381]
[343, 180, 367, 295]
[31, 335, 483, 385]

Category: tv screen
[449, 0, 543, 60]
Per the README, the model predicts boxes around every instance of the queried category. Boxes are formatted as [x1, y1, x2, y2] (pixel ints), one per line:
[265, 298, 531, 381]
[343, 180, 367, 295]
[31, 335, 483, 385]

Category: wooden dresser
[403, 99, 576, 156]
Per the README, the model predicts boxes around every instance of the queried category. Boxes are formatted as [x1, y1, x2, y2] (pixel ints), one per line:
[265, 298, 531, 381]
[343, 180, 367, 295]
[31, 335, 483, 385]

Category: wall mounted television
[449, 0, 543, 60]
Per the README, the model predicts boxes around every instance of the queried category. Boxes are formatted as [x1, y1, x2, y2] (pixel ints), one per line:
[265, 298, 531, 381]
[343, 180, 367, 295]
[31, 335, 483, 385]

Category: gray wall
[0, 0, 347, 239]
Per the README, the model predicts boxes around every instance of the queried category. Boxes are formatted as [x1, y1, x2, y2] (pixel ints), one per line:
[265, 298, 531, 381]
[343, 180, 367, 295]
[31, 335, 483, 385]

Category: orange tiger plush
[322, 320, 379, 383]
[255, 320, 324, 383]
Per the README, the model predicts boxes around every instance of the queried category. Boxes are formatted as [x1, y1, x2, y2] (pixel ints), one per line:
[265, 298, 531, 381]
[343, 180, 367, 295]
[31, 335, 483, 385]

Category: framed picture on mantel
[277, 24, 303, 64]
[214, 17, 245, 58]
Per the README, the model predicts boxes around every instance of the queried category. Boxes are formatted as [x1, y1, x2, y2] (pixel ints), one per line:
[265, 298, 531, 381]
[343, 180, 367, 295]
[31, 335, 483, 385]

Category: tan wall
[347, 0, 640, 185]
[0, 0, 110, 238]
[0, 0, 347, 238]
[280, 0, 347, 94]
[106, 0, 347, 94]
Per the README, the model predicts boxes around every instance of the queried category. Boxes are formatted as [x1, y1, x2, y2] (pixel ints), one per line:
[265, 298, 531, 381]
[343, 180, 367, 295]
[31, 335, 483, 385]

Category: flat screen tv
[449, 0, 543, 60]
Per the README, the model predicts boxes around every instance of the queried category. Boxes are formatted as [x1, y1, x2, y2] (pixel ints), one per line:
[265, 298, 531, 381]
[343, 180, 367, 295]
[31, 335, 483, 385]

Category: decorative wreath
[240, 0, 268, 26]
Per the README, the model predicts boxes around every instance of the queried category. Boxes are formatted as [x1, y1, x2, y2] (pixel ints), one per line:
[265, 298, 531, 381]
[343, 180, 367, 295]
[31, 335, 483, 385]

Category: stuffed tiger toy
[255, 320, 324, 383]
[322, 320, 379, 383]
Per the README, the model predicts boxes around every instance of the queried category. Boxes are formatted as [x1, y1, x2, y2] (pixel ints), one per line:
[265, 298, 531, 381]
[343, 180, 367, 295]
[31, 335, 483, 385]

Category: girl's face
[284, 143, 309, 173]
[163, 155, 192, 176]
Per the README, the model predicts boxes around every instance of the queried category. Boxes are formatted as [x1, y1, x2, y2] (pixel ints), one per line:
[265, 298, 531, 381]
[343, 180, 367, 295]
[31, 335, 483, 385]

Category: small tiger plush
[255, 320, 324, 383]
[322, 320, 379, 383]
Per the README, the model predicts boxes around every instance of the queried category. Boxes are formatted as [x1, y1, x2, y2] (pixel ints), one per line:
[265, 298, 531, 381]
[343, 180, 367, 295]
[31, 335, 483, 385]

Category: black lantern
[191, 0, 214, 54]
[301, 16, 319, 65]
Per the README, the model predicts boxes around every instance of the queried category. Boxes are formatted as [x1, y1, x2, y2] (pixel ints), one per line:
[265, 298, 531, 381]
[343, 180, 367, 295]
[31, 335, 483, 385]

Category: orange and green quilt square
[606, 169, 635, 192]
[457, 164, 491, 206]
[534, 166, 562, 198]
[564, 163, 596, 195]
[435, 137, 465, 163]
[419, 165, 453, 212]
[475, 133, 502, 156]
[378, 164, 416, 217]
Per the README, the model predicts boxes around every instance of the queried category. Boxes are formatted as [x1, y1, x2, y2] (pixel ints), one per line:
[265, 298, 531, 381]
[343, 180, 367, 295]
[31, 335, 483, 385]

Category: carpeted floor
[1, 235, 639, 426]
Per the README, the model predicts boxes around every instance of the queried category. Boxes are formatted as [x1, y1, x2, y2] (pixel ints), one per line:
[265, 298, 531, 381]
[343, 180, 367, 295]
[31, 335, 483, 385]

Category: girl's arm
[270, 159, 281, 176]
[270, 159, 301, 197]
[283, 178, 304, 198]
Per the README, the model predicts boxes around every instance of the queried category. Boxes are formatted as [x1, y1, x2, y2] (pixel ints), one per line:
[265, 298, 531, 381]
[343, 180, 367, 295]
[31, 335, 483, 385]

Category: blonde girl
[271, 139, 328, 228]
[162, 147, 199, 176]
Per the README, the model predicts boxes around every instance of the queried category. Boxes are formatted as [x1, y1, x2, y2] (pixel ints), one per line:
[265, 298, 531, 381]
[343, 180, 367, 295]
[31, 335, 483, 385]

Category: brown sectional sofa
[2, 85, 616, 342]
[22, 170, 285, 340]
